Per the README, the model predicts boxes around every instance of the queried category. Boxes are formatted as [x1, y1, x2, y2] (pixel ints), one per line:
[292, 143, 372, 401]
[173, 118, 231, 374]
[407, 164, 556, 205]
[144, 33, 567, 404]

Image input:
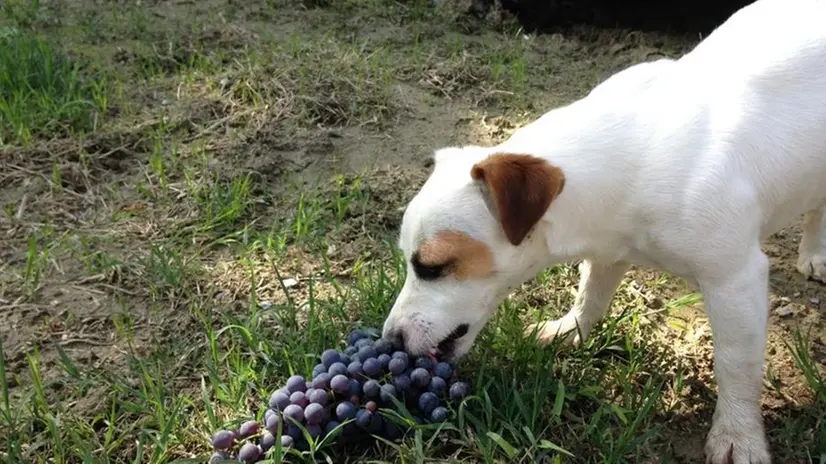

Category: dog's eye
[411, 252, 449, 280]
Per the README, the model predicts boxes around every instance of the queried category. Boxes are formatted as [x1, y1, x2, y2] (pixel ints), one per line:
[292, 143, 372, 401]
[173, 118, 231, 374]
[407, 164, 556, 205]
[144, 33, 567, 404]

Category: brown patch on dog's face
[414, 230, 494, 280]
[470, 153, 565, 246]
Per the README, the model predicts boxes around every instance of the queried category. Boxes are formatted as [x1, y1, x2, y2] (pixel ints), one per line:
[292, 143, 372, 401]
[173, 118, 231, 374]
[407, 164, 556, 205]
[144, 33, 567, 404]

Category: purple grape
[238, 420, 260, 439]
[363, 379, 380, 398]
[365, 400, 378, 413]
[313, 363, 327, 377]
[330, 374, 349, 394]
[307, 423, 323, 440]
[324, 420, 340, 436]
[429, 376, 447, 395]
[237, 442, 261, 463]
[348, 329, 369, 346]
[373, 338, 392, 355]
[264, 408, 276, 423]
[377, 353, 391, 370]
[357, 346, 377, 360]
[269, 391, 290, 411]
[355, 409, 372, 429]
[347, 378, 361, 397]
[286, 423, 303, 439]
[430, 406, 450, 422]
[418, 392, 439, 415]
[380, 383, 397, 403]
[363, 357, 382, 378]
[305, 403, 325, 425]
[328, 362, 347, 377]
[321, 348, 341, 367]
[283, 404, 305, 424]
[415, 357, 433, 371]
[281, 435, 294, 448]
[393, 374, 411, 392]
[286, 375, 306, 393]
[391, 351, 409, 362]
[410, 368, 431, 388]
[367, 412, 383, 433]
[308, 388, 328, 405]
[344, 345, 358, 356]
[211, 429, 235, 449]
[434, 362, 453, 379]
[449, 381, 471, 403]
[336, 401, 357, 421]
[265, 412, 281, 434]
[355, 338, 374, 349]
[260, 430, 276, 451]
[347, 360, 364, 378]
[388, 357, 407, 375]
[339, 353, 351, 365]
[290, 391, 309, 408]
[384, 420, 401, 439]
[312, 372, 331, 390]
[209, 452, 226, 464]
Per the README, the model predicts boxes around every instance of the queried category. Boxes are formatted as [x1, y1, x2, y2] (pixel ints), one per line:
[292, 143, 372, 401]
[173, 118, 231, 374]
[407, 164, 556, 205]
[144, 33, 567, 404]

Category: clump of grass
[0, 28, 109, 145]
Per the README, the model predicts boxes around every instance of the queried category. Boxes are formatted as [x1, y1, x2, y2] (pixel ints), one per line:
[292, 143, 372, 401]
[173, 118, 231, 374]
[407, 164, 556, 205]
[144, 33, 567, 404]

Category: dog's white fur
[382, 0, 826, 461]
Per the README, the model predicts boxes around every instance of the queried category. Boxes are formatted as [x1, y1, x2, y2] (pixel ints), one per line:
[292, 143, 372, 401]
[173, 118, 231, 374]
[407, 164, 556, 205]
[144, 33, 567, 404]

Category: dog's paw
[524, 318, 587, 347]
[797, 253, 826, 283]
[704, 420, 770, 464]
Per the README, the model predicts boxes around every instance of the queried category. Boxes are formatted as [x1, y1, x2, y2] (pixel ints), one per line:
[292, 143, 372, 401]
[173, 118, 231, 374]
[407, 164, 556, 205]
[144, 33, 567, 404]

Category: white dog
[381, 0, 826, 462]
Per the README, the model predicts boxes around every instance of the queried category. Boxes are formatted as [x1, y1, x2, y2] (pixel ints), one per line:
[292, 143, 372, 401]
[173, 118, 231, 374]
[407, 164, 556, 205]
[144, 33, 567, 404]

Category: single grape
[362, 379, 380, 398]
[312, 363, 327, 377]
[377, 353, 391, 370]
[344, 345, 358, 356]
[347, 378, 361, 397]
[380, 383, 397, 403]
[392, 373, 411, 392]
[312, 372, 331, 390]
[286, 375, 307, 394]
[237, 442, 261, 463]
[430, 406, 450, 422]
[283, 404, 305, 424]
[355, 409, 372, 429]
[391, 351, 409, 362]
[357, 346, 377, 360]
[321, 348, 341, 367]
[428, 376, 447, 395]
[307, 423, 323, 440]
[308, 388, 328, 405]
[336, 401, 357, 421]
[324, 420, 341, 436]
[330, 374, 350, 394]
[418, 392, 439, 415]
[367, 412, 384, 434]
[260, 430, 276, 452]
[388, 357, 407, 375]
[434, 362, 453, 379]
[305, 403, 325, 425]
[328, 362, 348, 377]
[355, 338, 374, 349]
[362, 357, 382, 378]
[373, 338, 392, 355]
[286, 423, 303, 439]
[269, 391, 290, 411]
[348, 329, 369, 346]
[347, 360, 364, 378]
[290, 391, 309, 408]
[264, 408, 276, 423]
[339, 353, 351, 365]
[414, 357, 433, 371]
[410, 368, 431, 389]
[265, 412, 281, 434]
[449, 381, 471, 403]
[365, 400, 378, 413]
[281, 435, 294, 448]
[238, 420, 260, 439]
[209, 452, 226, 464]
[211, 429, 235, 450]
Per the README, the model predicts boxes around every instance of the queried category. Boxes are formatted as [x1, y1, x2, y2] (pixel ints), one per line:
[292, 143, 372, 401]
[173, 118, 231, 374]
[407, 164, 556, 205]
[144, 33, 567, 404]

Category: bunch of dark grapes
[208, 328, 472, 462]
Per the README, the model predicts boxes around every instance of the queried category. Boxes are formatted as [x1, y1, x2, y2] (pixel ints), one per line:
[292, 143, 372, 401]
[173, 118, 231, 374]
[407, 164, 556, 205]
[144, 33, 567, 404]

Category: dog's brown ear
[470, 153, 565, 246]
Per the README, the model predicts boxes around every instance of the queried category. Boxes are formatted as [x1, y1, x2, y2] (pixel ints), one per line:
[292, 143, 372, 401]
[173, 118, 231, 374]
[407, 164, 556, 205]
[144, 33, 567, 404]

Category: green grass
[1, 0, 825, 463]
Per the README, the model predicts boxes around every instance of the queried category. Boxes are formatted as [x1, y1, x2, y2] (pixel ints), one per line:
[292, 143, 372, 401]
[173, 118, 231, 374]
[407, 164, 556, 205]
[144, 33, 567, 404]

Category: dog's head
[382, 146, 566, 360]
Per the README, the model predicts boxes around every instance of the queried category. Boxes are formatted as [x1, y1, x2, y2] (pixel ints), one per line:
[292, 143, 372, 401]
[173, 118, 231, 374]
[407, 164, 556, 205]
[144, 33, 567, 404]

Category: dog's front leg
[701, 250, 771, 464]
[526, 259, 630, 346]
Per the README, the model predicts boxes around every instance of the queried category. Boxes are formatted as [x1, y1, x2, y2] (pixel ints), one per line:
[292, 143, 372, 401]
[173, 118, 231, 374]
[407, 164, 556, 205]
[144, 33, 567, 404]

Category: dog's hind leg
[796, 203, 826, 283]
[526, 260, 630, 347]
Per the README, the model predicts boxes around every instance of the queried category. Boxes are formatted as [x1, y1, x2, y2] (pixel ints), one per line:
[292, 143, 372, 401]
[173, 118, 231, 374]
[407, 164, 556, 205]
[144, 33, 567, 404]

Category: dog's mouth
[436, 323, 470, 358]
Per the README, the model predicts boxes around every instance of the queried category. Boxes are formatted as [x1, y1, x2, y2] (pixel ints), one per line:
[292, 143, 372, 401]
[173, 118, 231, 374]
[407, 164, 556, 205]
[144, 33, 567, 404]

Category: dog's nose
[383, 328, 406, 352]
